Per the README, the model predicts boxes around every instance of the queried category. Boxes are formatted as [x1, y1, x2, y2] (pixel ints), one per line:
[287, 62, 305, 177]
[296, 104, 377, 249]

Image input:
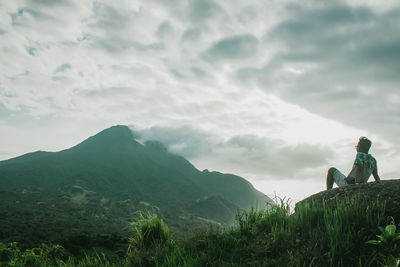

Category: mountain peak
[89, 125, 135, 142]
[72, 125, 136, 150]
[98, 125, 133, 138]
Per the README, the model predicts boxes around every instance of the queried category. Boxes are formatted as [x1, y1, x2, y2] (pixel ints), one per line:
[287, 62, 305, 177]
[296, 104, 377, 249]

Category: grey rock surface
[295, 179, 400, 220]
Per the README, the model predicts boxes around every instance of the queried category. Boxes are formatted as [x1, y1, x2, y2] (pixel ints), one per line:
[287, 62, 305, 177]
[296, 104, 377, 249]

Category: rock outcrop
[295, 179, 400, 220]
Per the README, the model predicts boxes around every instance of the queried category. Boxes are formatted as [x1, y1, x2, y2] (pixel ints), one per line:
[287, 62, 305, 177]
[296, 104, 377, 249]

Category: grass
[1, 196, 399, 266]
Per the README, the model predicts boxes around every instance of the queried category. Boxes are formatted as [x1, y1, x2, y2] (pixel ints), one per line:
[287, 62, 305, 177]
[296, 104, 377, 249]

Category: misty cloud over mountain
[132, 125, 334, 180]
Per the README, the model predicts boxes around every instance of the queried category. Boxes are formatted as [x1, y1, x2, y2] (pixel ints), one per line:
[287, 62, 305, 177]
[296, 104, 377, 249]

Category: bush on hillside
[127, 213, 181, 266]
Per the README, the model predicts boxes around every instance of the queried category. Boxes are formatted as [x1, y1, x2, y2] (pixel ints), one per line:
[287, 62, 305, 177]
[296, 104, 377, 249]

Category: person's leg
[327, 167, 336, 189]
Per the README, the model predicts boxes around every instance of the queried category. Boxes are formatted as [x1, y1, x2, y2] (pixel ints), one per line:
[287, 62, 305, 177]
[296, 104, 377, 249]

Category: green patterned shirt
[348, 152, 377, 183]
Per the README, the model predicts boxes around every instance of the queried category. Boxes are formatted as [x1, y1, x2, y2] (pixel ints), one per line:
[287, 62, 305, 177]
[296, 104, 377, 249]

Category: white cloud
[248, 2, 400, 150]
[1, 0, 399, 201]
[131, 124, 335, 181]
[202, 34, 259, 61]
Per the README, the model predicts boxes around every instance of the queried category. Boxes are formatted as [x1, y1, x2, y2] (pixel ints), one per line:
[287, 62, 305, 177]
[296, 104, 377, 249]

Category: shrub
[366, 220, 400, 267]
[0, 242, 68, 266]
[127, 213, 181, 266]
[128, 213, 171, 251]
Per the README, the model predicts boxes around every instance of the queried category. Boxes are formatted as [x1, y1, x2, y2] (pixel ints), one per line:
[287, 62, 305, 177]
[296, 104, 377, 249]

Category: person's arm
[372, 169, 381, 183]
[355, 165, 362, 184]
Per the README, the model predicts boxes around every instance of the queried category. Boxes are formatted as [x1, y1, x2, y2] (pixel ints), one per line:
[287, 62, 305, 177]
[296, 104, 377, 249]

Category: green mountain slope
[0, 126, 205, 207]
[0, 125, 272, 251]
[0, 125, 270, 209]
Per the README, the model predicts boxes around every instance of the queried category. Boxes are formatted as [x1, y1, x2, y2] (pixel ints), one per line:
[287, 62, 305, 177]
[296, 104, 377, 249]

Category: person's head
[356, 137, 372, 153]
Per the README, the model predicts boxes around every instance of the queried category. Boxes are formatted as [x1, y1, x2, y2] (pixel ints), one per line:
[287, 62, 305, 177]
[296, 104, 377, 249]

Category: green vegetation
[0, 125, 271, 248]
[366, 222, 400, 267]
[1, 197, 399, 266]
[0, 242, 122, 266]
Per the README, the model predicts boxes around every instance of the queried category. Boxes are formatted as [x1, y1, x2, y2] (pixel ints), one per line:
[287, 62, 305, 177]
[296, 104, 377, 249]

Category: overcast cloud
[1, 0, 399, 200]
[132, 125, 334, 180]
[249, 3, 400, 146]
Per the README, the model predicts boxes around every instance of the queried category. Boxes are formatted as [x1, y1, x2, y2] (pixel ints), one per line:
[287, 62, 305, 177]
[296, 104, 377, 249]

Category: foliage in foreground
[1, 197, 400, 266]
[0, 242, 127, 267]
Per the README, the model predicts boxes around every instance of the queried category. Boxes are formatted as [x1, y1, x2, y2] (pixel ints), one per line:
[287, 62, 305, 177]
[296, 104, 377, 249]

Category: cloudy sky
[1, 0, 399, 203]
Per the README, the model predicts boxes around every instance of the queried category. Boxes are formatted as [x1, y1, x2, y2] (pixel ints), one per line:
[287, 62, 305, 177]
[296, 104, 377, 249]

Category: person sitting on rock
[326, 137, 381, 189]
